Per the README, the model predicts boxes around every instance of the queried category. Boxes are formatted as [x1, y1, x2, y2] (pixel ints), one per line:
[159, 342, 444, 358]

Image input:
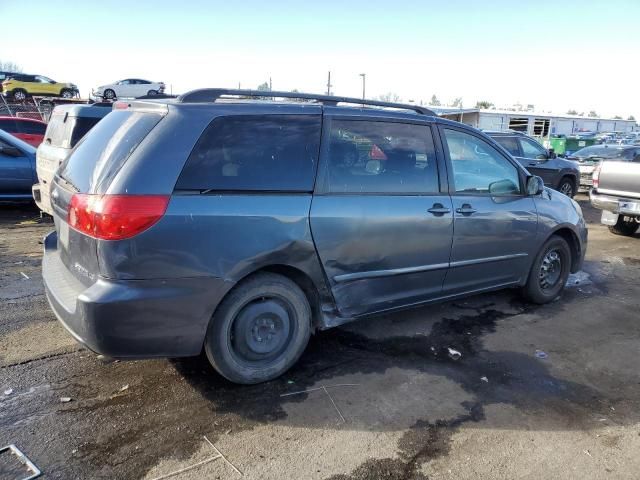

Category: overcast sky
[2, 0, 638, 119]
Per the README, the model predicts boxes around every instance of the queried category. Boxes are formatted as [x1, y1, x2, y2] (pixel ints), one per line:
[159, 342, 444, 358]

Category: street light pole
[359, 73, 366, 100]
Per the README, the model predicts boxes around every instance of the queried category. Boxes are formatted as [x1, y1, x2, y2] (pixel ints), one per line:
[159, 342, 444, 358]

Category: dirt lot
[1, 195, 639, 480]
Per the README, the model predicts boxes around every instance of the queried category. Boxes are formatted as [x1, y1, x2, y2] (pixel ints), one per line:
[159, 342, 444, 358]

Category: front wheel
[205, 273, 311, 384]
[608, 216, 639, 236]
[146, 89, 158, 96]
[60, 89, 74, 98]
[557, 177, 575, 198]
[103, 89, 116, 100]
[522, 235, 571, 304]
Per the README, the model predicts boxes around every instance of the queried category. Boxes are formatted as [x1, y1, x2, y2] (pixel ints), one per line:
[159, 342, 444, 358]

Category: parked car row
[25, 88, 588, 385]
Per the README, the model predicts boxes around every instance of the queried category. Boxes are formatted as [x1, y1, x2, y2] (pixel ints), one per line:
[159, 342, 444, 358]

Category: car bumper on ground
[42, 230, 234, 358]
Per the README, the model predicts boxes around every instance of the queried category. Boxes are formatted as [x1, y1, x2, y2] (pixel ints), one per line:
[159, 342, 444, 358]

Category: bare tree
[378, 92, 401, 103]
[256, 82, 270, 91]
[430, 94, 441, 106]
[451, 97, 463, 108]
[0, 60, 22, 72]
[628, 115, 635, 121]
[613, 115, 622, 119]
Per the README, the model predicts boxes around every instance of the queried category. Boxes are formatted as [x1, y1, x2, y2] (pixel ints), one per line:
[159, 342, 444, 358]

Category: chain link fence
[0, 96, 55, 122]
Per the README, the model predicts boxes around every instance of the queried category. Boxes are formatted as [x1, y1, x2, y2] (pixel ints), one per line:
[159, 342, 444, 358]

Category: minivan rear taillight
[592, 163, 601, 189]
[67, 194, 169, 240]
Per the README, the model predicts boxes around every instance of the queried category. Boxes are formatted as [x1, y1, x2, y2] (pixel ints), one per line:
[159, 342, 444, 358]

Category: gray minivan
[42, 90, 588, 384]
[33, 103, 111, 215]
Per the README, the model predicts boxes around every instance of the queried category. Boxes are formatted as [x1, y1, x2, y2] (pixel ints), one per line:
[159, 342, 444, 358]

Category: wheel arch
[213, 264, 333, 334]
[548, 226, 582, 273]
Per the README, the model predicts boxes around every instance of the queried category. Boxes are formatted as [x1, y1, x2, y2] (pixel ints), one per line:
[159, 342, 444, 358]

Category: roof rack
[177, 88, 436, 116]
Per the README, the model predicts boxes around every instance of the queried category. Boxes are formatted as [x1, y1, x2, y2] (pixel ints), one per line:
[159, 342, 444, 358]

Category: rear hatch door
[50, 108, 165, 285]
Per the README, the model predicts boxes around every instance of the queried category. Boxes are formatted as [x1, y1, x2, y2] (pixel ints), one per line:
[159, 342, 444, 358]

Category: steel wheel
[539, 249, 562, 291]
[61, 89, 74, 98]
[230, 296, 295, 366]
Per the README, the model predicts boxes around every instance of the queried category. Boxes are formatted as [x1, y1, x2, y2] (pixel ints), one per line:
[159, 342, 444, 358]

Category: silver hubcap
[62, 91, 72, 98]
[14, 91, 25, 101]
[539, 249, 562, 290]
[560, 182, 573, 196]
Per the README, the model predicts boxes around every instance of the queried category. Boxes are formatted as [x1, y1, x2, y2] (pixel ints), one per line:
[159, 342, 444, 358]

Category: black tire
[103, 89, 116, 100]
[557, 176, 575, 198]
[12, 89, 27, 102]
[522, 235, 572, 304]
[60, 88, 74, 99]
[608, 216, 639, 236]
[146, 89, 158, 96]
[204, 273, 311, 384]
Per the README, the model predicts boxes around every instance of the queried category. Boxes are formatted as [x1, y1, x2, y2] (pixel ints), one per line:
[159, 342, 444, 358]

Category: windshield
[570, 146, 630, 160]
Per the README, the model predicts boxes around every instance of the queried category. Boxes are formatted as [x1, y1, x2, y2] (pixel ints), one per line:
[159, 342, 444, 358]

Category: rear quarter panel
[597, 161, 640, 199]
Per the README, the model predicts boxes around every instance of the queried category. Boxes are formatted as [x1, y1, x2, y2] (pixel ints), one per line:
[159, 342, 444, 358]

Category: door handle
[528, 162, 538, 166]
[427, 203, 451, 215]
[455, 204, 477, 215]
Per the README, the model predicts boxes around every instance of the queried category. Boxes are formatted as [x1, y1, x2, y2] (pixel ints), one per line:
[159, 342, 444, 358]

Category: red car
[0, 116, 47, 147]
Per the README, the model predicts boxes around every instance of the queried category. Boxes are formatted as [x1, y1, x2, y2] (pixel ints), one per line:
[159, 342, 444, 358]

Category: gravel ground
[1, 195, 639, 480]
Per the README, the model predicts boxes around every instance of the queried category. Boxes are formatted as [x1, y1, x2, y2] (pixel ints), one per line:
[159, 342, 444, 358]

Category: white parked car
[93, 79, 165, 99]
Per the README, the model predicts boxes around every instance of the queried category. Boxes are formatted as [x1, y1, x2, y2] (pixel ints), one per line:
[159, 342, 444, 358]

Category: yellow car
[1, 74, 79, 101]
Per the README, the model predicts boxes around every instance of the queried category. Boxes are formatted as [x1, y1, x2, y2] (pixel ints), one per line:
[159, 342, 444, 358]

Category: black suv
[486, 131, 579, 197]
[42, 89, 587, 384]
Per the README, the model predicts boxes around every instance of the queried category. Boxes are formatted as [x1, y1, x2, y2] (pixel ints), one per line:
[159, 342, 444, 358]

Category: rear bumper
[42, 230, 234, 358]
[589, 190, 639, 214]
[32, 183, 53, 215]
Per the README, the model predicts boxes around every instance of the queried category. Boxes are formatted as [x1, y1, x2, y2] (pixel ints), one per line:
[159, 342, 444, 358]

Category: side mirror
[548, 148, 557, 159]
[0, 145, 23, 157]
[49, 80, 56, 84]
[527, 175, 545, 196]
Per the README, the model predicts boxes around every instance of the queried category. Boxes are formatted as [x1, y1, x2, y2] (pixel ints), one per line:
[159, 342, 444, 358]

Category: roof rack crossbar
[177, 88, 436, 116]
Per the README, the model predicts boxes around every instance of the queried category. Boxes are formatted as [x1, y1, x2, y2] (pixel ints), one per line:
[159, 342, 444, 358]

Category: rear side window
[69, 117, 102, 147]
[58, 111, 162, 193]
[493, 136, 520, 156]
[45, 114, 103, 148]
[176, 115, 321, 192]
[326, 120, 438, 194]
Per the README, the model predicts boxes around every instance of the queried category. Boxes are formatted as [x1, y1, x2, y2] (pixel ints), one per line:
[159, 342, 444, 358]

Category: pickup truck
[590, 160, 640, 236]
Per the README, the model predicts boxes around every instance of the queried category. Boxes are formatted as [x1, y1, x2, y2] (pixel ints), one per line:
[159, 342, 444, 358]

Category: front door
[517, 136, 558, 186]
[0, 138, 34, 196]
[311, 117, 453, 317]
[439, 127, 538, 295]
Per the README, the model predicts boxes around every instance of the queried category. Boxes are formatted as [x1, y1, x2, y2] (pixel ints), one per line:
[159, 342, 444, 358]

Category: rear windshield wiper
[56, 174, 80, 193]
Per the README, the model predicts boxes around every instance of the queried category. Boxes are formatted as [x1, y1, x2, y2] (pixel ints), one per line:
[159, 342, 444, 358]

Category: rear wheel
[522, 235, 571, 304]
[146, 89, 158, 96]
[60, 89, 74, 98]
[103, 89, 116, 100]
[12, 89, 27, 102]
[557, 176, 575, 198]
[608, 216, 639, 236]
[204, 273, 311, 384]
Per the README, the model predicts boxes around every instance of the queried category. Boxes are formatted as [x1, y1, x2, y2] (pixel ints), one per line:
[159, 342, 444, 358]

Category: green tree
[613, 115, 622, 119]
[430, 94, 441, 106]
[475, 100, 494, 109]
[628, 115, 636, 121]
[256, 82, 270, 91]
[588, 110, 598, 117]
[566, 109, 578, 115]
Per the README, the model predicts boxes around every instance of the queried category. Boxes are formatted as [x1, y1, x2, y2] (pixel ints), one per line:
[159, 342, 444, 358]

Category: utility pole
[359, 73, 366, 100]
[269, 77, 272, 91]
[326, 71, 332, 95]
